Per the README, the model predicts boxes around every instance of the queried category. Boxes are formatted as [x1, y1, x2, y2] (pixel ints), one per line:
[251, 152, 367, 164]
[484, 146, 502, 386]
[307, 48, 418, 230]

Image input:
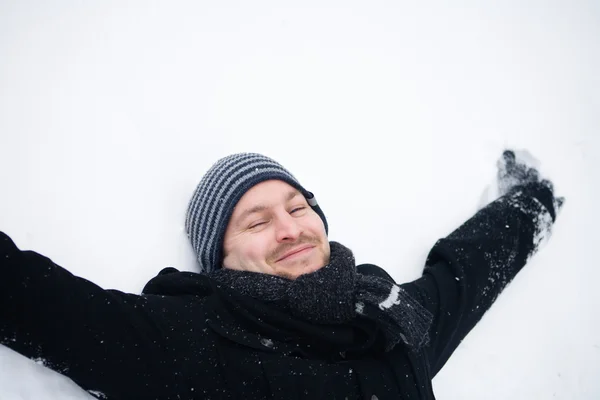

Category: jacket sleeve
[0, 232, 170, 399]
[400, 182, 557, 377]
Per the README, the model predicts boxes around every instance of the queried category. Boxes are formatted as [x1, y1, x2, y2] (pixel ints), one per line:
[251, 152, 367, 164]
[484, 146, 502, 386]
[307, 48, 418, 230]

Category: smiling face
[222, 180, 330, 280]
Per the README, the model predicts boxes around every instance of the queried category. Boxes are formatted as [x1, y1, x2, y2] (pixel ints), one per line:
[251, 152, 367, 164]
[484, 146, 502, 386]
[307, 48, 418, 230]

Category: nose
[274, 211, 301, 242]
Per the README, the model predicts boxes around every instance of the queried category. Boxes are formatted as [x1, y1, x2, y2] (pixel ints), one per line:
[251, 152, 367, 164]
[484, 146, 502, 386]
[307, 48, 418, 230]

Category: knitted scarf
[209, 241, 433, 352]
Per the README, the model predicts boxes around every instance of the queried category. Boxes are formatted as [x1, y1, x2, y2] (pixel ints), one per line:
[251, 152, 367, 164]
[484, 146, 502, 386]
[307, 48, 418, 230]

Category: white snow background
[0, 1, 599, 399]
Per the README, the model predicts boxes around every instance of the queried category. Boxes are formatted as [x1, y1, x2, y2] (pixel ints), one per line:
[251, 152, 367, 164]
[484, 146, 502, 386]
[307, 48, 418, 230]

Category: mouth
[276, 245, 315, 262]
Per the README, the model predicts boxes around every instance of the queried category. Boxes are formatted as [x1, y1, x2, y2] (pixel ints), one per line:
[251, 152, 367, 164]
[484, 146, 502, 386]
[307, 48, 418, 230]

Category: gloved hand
[497, 149, 565, 216]
[479, 149, 565, 219]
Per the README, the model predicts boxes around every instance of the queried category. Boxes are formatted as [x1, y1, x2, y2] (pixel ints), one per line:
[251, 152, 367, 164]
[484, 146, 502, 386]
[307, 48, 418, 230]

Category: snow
[378, 285, 401, 310]
[527, 198, 555, 261]
[355, 302, 365, 314]
[0, 0, 599, 399]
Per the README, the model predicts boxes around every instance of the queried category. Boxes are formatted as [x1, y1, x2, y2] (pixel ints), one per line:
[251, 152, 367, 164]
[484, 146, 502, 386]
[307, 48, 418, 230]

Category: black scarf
[209, 241, 432, 352]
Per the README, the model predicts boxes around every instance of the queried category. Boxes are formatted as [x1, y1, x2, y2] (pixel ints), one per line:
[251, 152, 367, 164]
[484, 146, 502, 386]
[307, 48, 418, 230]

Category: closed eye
[248, 221, 266, 229]
[248, 207, 306, 229]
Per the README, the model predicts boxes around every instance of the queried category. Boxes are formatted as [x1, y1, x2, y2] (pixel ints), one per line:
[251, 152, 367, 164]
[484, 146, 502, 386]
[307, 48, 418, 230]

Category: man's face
[222, 180, 330, 280]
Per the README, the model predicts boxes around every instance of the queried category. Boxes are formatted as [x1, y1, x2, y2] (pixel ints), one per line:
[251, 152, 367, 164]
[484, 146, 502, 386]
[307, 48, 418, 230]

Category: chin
[272, 247, 329, 280]
[294, 262, 327, 280]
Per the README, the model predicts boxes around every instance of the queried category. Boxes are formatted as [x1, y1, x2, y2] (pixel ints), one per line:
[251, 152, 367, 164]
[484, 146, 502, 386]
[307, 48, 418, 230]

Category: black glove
[497, 149, 565, 220]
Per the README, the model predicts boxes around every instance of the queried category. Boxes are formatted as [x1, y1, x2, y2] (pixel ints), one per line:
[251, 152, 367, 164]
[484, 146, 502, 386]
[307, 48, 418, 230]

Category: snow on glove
[497, 149, 565, 220]
[479, 149, 565, 220]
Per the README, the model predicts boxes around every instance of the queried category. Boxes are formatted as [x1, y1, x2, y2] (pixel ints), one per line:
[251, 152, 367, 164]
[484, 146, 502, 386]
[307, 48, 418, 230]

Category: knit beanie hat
[185, 153, 328, 273]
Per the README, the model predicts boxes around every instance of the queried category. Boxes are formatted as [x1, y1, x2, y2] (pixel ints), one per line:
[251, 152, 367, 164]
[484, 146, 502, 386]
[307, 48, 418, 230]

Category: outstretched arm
[401, 150, 564, 377]
[0, 232, 169, 398]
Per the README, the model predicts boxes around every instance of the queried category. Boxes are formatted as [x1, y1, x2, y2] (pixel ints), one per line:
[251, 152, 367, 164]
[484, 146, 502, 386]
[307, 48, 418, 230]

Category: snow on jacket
[0, 183, 557, 399]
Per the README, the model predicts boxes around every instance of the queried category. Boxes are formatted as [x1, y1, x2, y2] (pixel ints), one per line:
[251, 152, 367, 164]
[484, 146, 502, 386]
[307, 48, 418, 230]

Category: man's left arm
[400, 150, 563, 377]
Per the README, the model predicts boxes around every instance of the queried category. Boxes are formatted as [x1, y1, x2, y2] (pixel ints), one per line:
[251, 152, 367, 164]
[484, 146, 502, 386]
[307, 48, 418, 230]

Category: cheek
[308, 214, 327, 237]
[234, 236, 272, 262]
[245, 245, 267, 261]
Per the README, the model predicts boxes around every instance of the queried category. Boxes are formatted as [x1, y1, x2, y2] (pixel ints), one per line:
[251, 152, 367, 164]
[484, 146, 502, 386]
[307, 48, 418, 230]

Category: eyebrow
[235, 190, 301, 227]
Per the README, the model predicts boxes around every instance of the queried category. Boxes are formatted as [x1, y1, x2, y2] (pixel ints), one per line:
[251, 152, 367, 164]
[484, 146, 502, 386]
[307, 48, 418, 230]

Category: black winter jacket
[0, 184, 557, 399]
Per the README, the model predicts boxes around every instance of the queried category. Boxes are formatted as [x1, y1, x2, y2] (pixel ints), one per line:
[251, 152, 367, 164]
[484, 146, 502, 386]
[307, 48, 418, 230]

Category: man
[0, 150, 563, 399]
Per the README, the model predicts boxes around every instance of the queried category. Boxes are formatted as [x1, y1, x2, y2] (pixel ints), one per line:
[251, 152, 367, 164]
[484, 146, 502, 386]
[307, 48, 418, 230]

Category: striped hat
[185, 153, 328, 273]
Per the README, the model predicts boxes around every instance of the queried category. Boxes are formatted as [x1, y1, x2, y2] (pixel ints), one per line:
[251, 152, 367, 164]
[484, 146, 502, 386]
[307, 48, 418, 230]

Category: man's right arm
[0, 231, 170, 399]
